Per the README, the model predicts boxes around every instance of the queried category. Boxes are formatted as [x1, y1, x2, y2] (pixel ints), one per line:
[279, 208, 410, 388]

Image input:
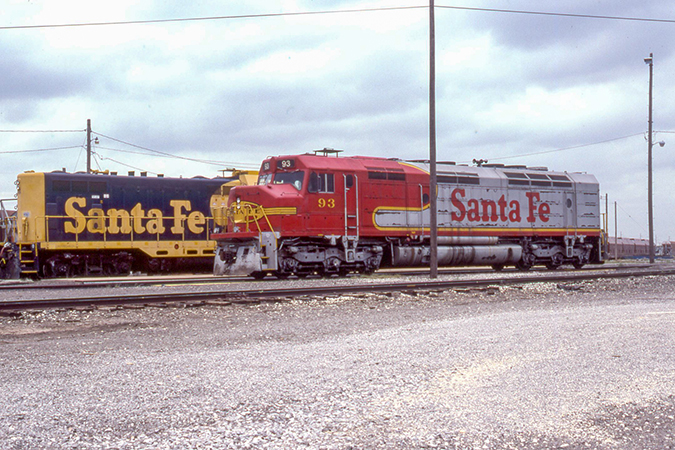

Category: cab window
[308, 172, 335, 193]
[273, 171, 305, 190]
[257, 173, 273, 185]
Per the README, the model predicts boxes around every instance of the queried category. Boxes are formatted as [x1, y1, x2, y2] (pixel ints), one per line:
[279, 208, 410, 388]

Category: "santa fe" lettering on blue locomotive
[63, 197, 207, 235]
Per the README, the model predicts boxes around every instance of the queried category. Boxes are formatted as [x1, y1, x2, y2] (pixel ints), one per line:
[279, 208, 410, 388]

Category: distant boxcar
[606, 237, 673, 259]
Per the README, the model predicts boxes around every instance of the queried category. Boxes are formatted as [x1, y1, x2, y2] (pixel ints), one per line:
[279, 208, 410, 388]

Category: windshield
[273, 171, 305, 190]
[257, 173, 273, 185]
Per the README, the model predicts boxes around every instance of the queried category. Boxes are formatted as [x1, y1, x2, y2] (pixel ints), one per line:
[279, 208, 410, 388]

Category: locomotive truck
[4, 169, 256, 278]
[213, 151, 604, 278]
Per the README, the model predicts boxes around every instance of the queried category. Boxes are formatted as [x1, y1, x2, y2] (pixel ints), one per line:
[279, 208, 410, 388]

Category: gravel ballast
[1, 275, 675, 449]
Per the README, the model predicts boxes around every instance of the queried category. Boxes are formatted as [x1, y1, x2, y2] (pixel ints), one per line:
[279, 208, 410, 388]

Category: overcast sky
[2, 0, 675, 242]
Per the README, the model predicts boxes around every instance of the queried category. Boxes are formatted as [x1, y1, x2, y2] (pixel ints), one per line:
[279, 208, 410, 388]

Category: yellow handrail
[225, 203, 278, 249]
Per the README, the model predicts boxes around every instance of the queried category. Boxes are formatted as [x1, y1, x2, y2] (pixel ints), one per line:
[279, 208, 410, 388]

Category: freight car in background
[606, 237, 674, 259]
[213, 151, 605, 278]
[4, 169, 256, 278]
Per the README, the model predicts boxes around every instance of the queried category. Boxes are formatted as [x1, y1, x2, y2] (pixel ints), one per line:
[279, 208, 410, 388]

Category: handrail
[343, 174, 359, 240]
[224, 202, 277, 249]
[419, 184, 425, 236]
[354, 174, 359, 240]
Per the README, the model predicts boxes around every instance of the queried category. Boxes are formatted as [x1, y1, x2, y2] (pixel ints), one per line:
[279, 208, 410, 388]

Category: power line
[0, 6, 426, 30]
[1, 4, 674, 31]
[92, 132, 259, 168]
[0, 129, 84, 133]
[0, 130, 258, 168]
[93, 134, 210, 161]
[436, 5, 675, 24]
[0, 145, 82, 154]
[0, 131, 647, 163]
[73, 133, 88, 172]
[479, 133, 645, 163]
[96, 155, 158, 175]
[95, 145, 247, 166]
[95, 145, 166, 157]
[617, 202, 649, 236]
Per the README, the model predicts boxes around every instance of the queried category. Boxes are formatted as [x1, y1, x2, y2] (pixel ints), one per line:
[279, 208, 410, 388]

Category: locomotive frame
[213, 152, 604, 278]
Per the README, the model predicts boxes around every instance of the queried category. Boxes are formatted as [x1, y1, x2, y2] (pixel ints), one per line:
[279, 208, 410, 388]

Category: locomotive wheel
[515, 259, 532, 271]
[251, 271, 266, 280]
[572, 256, 586, 270]
[146, 258, 161, 273]
[491, 264, 504, 271]
[547, 252, 564, 270]
[274, 271, 289, 280]
[362, 268, 375, 276]
[160, 259, 173, 272]
[54, 262, 73, 278]
[103, 264, 119, 276]
[116, 260, 132, 275]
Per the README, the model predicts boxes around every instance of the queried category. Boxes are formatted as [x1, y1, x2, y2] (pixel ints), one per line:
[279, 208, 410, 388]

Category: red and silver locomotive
[213, 151, 603, 278]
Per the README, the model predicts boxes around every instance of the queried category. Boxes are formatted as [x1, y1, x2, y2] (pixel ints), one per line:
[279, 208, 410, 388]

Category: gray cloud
[0, 41, 94, 102]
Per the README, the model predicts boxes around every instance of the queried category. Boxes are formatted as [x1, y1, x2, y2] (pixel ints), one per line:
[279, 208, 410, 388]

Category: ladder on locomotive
[343, 174, 359, 263]
[18, 244, 38, 276]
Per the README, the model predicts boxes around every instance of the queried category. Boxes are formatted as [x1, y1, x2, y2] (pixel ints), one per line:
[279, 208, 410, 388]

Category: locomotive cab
[213, 153, 383, 277]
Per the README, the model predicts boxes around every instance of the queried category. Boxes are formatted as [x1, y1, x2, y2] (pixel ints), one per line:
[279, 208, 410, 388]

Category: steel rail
[0, 262, 654, 291]
[1, 267, 505, 291]
[2, 266, 675, 312]
[0, 275, 249, 291]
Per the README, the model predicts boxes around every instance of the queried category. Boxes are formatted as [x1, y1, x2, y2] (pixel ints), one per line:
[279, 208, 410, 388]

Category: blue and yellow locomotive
[8, 169, 255, 277]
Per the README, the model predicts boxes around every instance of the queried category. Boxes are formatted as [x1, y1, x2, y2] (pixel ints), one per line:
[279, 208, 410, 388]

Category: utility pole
[429, 0, 438, 278]
[86, 119, 92, 174]
[645, 53, 655, 264]
[604, 194, 609, 236]
[614, 201, 618, 260]
[605, 194, 609, 257]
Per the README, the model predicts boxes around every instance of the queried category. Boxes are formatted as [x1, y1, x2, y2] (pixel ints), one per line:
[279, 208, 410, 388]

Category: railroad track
[0, 262, 657, 292]
[2, 264, 675, 312]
